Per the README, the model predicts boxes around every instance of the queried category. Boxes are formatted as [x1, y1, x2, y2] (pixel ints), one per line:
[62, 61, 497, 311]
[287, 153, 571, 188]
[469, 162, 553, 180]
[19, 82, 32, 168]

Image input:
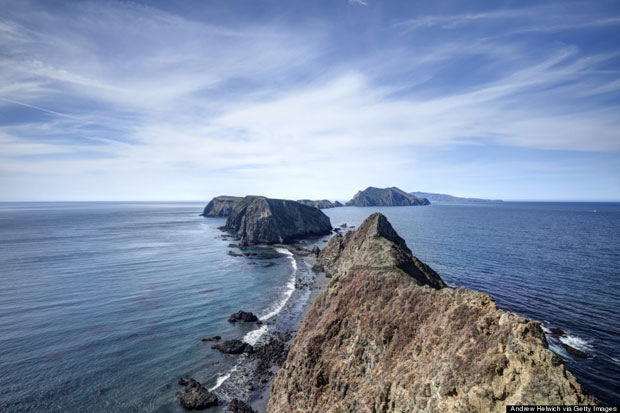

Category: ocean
[0, 201, 618, 411]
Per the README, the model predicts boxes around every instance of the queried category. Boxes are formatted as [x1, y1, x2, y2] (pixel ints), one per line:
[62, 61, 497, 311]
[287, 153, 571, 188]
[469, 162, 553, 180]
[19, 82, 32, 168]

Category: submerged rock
[267, 213, 594, 412]
[345, 186, 429, 206]
[228, 311, 259, 323]
[562, 343, 588, 358]
[227, 399, 256, 413]
[201, 196, 243, 217]
[201, 336, 221, 342]
[212, 340, 254, 355]
[223, 196, 332, 246]
[179, 379, 218, 410]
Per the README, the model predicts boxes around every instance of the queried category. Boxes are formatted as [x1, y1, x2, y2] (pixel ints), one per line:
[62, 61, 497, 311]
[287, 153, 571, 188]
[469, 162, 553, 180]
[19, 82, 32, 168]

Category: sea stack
[223, 196, 332, 246]
[201, 195, 243, 217]
[345, 186, 430, 206]
[296, 199, 341, 209]
[268, 213, 594, 412]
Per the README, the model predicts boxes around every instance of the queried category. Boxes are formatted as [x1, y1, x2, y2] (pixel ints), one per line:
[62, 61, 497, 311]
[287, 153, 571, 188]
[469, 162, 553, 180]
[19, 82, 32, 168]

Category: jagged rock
[268, 213, 595, 413]
[227, 399, 256, 413]
[228, 311, 259, 323]
[212, 340, 254, 355]
[334, 201, 343, 207]
[311, 244, 320, 257]
[345, 186, 430, 206]
[297, 199, 340, 209]
[223, 196, 332, 246]
[562, 343, 588, 358]
[201, 336, 221, 342]
[340, 223, 347, 228]
[178, 377, 188, 386]
[201, 196, 243, 217]
[179, 379, 218, 410]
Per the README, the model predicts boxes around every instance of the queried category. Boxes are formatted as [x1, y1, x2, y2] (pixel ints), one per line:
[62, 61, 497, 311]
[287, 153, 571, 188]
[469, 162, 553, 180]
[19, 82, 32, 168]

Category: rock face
[224, 196, 332, 246]
[202, 196, 243, 217]
[227, 399, 256, 413]
[179, 379, 218, 410]
[345, 186, 430, 207]
[268, 213, 594, 412]
[296, 199, 341, 209]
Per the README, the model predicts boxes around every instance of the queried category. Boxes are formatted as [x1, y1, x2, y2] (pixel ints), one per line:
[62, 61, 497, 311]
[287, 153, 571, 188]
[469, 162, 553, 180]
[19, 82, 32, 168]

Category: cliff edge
[345, 187, 430, 207]
[201, 195, 242, 217]
[268, 213, 594, 412]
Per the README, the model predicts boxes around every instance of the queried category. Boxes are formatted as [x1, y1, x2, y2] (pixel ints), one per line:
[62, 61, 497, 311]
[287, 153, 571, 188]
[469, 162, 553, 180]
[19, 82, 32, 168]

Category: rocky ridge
[202, 196, 243, 217]
[345, 186, 430, 207]
[223, 196, 332, 246]
[268, 213, 594, 412]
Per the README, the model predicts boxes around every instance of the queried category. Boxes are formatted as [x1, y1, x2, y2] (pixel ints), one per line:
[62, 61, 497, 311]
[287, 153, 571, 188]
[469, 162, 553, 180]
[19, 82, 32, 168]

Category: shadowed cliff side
[201, 195, 243, 217]
[268, 213, 594, 412]
[224, 196, 332, 246]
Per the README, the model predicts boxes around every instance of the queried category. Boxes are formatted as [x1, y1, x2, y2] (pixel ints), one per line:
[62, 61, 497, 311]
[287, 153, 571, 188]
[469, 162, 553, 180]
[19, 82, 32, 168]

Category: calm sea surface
[0, 201, 618, 411]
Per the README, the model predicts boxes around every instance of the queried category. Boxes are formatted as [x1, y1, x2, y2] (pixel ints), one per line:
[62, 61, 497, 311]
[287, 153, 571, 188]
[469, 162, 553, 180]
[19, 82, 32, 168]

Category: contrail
[0, 96, 85, 122]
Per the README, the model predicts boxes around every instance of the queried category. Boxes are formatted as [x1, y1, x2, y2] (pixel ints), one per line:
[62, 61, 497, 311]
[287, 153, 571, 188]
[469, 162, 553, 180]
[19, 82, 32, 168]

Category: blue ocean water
[0, 201, 618, 410]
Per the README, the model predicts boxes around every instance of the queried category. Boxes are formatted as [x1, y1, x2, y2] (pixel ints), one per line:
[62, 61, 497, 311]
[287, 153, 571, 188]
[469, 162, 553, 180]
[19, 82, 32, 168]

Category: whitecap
[559, 334, 592, 351]
[209, 366, 236, 391]
[243, 324, 268, 345]
[258, 248, 297, 321]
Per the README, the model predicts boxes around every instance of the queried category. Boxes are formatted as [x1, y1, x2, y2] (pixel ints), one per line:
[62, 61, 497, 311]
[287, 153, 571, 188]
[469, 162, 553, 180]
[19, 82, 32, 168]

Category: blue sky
[0, 0, 619, 201]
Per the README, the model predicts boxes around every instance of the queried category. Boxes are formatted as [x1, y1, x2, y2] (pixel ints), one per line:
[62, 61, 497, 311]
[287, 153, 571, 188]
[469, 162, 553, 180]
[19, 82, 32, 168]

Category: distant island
[296, 199, 342, 209]
[346, 186, 429, 207]
[410, 191, 503, 204]
[200, 195, 242, 216]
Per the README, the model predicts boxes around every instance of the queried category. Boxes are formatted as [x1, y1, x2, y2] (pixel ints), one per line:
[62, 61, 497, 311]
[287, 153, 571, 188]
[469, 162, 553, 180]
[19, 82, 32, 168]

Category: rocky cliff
[268, 213, 594, 412]
[410, 191, 503, 204]
[201, 196, 243, 217]
[297, 199, 341, 209]
[345, 187, 430, 207]
[224, 196, 332, 246]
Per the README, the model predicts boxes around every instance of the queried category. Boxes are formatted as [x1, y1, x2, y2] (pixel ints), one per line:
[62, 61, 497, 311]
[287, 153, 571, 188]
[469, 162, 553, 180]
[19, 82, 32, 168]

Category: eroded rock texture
[345, 187, 430, 207]
[224, 196, 332, 246]
[202, 196, 243, 217]
[268, 213, 594, 412]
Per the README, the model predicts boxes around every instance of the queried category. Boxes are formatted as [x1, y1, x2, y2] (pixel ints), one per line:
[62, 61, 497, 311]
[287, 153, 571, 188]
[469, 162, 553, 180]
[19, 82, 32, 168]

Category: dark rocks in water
[212, 339, 254, 355]
[340, 223, 347, 228]
[227, 399, 256, 413]
[311, 244, 320, 257]
[224, 196, 332, 246]
[549, 327, 566, 336]
[254, 332, 292, 377]
[228, 243, 240, 248]
[562, 343, 588, 358]
[248, 261, 256, 265]
[345, 186, 430, 207]
[202, 196, 243, 217]
[178, 377, 188, 386]
[228, 251, 243, 257]
[228, 311, 259, 323]
[179, 379, 218, 410]
[296, 199, 341, 209]
[201, 336, 221, 342]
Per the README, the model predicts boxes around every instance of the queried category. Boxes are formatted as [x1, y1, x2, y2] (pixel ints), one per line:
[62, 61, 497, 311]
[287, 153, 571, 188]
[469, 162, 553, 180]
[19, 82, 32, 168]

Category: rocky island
[267, 213, 594, 412]
[223, 196, 333, 246]
[345, 186, 430, 207]
[296, 199, 343, 209]
[201, 195, 243, 217]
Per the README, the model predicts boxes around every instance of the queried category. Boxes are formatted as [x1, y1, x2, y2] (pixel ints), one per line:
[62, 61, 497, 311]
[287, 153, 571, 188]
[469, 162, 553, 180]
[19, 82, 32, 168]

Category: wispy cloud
[0, 0, 619, 201]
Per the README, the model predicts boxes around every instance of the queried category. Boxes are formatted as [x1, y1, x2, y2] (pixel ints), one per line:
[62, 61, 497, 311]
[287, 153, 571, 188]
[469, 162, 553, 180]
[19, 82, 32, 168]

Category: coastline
[249, 246, 331, 413]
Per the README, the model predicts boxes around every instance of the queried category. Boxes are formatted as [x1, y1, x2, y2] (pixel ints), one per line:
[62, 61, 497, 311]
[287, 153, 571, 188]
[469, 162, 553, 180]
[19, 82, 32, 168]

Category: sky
[0, 0, 619, 202]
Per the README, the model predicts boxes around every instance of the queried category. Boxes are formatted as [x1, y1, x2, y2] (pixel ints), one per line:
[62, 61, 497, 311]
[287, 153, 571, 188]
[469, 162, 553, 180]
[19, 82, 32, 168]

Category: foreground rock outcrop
[345, 186, 430, 206]
[201, 196, 243, 217]
[296, 199, 342, 209]
[224, 196, 332, 246]
[178, 378, 218, 410]
[268, 213, 594, 412]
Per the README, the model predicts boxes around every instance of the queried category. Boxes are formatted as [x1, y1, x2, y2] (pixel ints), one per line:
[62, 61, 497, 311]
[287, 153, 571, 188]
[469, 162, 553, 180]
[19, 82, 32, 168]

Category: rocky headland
[267, 213, 594, 412]
[345, 186, 430, 207]
[223, 196, 332, 246]
[410, 191, 503, 204]
[296, 199, 342, 209]
[202, 196, 243, 217]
